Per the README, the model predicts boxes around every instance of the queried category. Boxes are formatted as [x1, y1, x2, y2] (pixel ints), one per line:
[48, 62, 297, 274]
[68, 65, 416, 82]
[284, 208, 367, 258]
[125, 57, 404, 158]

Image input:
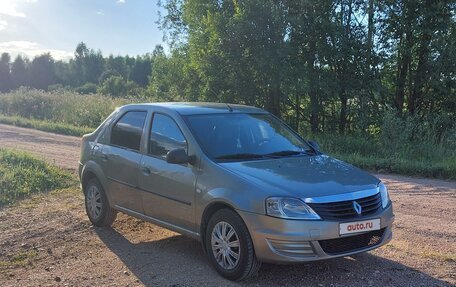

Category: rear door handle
[141, 166, 151, 175]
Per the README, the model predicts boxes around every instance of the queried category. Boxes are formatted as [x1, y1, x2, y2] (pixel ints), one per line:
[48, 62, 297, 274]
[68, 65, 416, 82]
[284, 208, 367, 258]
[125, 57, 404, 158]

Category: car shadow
[95, 227, 452, 287]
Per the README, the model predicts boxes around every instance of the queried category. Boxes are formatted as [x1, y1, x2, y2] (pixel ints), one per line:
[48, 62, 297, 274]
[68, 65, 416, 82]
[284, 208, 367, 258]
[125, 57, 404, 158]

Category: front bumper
[238, 204, 394, 263]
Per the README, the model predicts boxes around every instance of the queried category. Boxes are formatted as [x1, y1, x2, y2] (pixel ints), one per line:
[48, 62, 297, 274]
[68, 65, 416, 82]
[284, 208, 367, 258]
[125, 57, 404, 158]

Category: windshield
[185, 113, 314, 160]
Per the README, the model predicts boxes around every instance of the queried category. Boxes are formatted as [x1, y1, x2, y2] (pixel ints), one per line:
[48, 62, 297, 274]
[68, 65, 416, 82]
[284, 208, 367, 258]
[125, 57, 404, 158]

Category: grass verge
[330, 152, 456, 180]
[0, 149, 75, 207]
[0, 114, 93, 137]
[312, 134, 456, 180]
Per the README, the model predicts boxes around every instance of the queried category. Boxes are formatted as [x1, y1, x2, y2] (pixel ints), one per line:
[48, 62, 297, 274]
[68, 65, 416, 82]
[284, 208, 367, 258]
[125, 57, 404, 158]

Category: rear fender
[80, 160, 111, 202]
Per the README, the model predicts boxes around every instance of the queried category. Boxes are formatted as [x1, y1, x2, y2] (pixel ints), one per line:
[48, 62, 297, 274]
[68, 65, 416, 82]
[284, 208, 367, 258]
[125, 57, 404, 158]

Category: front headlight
[266, 197, 321, 220]
[379, 182, 390, 208]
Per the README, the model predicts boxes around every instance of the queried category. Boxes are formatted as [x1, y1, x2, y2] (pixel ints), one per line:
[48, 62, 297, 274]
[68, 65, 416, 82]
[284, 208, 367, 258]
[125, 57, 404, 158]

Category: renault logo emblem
[353, 201, 362, 215]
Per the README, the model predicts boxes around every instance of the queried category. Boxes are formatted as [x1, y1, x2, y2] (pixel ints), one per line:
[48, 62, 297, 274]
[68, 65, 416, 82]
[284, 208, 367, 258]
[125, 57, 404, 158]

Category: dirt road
[0, 124, 80, 171]
[0, 123, 455, 286]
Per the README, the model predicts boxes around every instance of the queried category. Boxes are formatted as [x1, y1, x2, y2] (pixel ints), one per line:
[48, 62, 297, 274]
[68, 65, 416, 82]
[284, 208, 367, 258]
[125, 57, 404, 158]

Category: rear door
[101, 110, 148, 213]
[139, 112, 197, 231]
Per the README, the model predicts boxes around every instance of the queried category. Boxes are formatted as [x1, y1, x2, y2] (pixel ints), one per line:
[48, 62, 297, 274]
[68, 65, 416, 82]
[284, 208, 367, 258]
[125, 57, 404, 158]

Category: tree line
[0, 0, 455, 136]
[157, 0, 455, 135]
[0, 42, 157, 97]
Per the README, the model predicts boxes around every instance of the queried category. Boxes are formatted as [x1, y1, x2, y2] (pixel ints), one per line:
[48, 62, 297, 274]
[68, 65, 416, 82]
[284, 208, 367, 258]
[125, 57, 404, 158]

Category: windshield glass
[185, 113, 313, 160]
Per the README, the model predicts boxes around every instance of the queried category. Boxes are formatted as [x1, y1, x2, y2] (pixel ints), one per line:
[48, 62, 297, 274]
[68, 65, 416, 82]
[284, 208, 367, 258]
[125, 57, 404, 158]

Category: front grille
[308, 192, 382, 220]
[319, 228, 385, 255]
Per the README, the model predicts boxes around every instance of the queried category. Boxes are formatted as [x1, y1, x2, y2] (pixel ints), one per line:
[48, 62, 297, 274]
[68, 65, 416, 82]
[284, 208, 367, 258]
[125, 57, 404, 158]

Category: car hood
[219, 155, 379, 198]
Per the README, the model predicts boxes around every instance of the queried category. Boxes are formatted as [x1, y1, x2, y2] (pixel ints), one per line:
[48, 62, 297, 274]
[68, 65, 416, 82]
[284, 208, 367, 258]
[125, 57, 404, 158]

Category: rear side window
[149, 113, 187, 158]
[111, 111, 147, 151]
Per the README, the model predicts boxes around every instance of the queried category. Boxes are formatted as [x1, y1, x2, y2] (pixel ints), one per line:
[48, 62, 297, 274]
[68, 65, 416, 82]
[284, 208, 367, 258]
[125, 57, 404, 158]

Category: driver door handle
[100, 153, 108, 161]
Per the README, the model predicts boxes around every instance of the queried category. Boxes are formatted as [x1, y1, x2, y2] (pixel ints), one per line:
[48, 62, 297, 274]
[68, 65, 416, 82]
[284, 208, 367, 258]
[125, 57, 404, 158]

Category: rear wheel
[84, 178, 117, 227]
[205, 209, 261, 281]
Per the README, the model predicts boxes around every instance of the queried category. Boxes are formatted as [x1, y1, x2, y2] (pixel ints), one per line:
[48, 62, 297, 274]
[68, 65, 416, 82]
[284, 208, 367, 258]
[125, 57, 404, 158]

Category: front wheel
[84, 178, 117, 227]
[205, 209, 261, 281]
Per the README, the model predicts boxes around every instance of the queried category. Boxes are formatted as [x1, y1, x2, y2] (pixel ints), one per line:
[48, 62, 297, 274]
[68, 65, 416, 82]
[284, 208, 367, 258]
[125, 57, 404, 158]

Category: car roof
[120, 102, 268, 115]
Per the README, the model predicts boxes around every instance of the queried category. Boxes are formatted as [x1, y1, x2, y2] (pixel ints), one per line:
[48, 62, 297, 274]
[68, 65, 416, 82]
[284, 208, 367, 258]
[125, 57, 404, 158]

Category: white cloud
[0, 41, 73, 61]
[0, 0, 28, 18]
[117, 0, 125, 4]
[0, 0, 37, 18]
[0, 1, 39, 34]
[0, 19, 7, 31]
[96, 10, 105, 16]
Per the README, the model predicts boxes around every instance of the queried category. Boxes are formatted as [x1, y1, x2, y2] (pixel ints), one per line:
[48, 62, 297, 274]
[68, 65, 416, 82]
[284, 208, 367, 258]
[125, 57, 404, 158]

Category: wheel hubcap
[86, 185, 102, 220]
[211, 221, 240, 270]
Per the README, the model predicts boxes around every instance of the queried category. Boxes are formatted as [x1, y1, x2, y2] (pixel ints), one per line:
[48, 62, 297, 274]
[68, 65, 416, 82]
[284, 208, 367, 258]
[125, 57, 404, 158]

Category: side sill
[114, 205, 201, 241]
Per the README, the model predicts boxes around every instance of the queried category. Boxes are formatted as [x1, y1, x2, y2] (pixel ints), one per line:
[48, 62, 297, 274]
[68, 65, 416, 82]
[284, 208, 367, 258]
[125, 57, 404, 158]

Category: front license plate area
[339, 218, 381, 235]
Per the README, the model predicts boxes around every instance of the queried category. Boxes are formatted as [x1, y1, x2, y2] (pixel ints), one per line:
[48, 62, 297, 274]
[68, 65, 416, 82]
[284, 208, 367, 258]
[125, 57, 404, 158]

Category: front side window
[110, 111, 147, 151]
[185, 113, 313, 160]
[149, 113, 187, 158]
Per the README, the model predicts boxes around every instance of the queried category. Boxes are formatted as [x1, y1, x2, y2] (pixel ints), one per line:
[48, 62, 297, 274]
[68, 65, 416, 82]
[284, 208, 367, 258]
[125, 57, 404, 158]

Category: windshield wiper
[216, 149, 317, 160]
[266, 150, 316, 157]
[215, 153, 268, 160]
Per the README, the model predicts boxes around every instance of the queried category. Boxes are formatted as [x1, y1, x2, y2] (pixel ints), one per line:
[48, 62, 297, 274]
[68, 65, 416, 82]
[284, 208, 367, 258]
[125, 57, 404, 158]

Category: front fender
[201, 187, 263, 213]
[196, 187, 266, 231]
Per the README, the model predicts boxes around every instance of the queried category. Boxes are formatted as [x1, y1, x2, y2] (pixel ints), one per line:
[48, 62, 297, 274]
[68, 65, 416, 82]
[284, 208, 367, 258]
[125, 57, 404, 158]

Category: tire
[205, 209, 261, 281]
[84, 178, 117, 227]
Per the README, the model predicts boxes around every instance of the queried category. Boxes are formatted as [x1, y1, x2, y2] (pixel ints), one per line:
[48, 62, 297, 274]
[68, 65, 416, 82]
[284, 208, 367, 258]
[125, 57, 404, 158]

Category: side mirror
[308, 140, 320, 152]
[166, 148, 195, 165]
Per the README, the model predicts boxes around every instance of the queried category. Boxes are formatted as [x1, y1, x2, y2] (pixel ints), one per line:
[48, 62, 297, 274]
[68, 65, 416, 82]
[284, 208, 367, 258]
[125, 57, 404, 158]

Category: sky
[0, 0, 165, 61]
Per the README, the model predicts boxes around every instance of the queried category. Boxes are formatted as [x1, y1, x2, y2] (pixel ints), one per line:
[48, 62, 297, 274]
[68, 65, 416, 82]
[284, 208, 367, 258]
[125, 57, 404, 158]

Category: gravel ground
[0, 123, 455, 287]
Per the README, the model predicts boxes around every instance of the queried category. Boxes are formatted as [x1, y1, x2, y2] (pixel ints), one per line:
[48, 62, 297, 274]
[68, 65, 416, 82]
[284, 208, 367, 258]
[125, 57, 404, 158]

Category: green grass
[0, 87, 141, 136]
[0, 114, 93, 137]
[0, 149, 75, 207]
[312, 133, 456, 180]
[332, 153, 456, 179]
[0, 87, 127, 128]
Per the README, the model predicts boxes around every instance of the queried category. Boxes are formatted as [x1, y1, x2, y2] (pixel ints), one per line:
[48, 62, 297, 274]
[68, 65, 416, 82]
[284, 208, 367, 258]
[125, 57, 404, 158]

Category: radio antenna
[226, 103, 233, 112]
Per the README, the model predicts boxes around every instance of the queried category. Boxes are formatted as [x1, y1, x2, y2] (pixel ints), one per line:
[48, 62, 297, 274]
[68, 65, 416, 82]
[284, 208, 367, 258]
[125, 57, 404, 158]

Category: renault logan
[78, 103, 394, 281]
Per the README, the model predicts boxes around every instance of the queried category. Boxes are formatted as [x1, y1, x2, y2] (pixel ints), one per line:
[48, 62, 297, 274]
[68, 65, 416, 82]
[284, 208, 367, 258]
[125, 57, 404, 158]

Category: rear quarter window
[97, 109, 119, 144]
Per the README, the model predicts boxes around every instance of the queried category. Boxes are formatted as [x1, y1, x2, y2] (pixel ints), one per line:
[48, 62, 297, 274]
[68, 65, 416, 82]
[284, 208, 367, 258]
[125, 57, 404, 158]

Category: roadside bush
[47, 84, 65, 91]
[0, 87, 126, 128]
[310, 110, 456, 179]
[381, 111, 456, 147]
[97, 75, 142, 98]
[75, 82, 98, 95]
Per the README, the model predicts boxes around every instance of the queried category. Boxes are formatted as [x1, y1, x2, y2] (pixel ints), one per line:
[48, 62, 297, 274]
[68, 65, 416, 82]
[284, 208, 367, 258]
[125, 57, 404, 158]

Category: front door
[139, 113, 196, 231]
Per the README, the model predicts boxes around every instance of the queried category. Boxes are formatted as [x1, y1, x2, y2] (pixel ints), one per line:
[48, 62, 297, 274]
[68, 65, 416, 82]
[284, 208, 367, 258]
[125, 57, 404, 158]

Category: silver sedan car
[78, 103, 394, 281]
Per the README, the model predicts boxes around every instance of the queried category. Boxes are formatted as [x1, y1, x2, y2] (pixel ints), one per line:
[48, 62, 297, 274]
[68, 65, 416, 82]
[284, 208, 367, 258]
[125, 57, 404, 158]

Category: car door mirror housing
[308, 140, 320, 151]
[166, 148, 195, 165]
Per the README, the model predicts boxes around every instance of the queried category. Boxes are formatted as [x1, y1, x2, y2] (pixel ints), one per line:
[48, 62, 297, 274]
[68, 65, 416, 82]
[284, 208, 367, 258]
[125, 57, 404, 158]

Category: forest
[0, 0, 455, 178]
